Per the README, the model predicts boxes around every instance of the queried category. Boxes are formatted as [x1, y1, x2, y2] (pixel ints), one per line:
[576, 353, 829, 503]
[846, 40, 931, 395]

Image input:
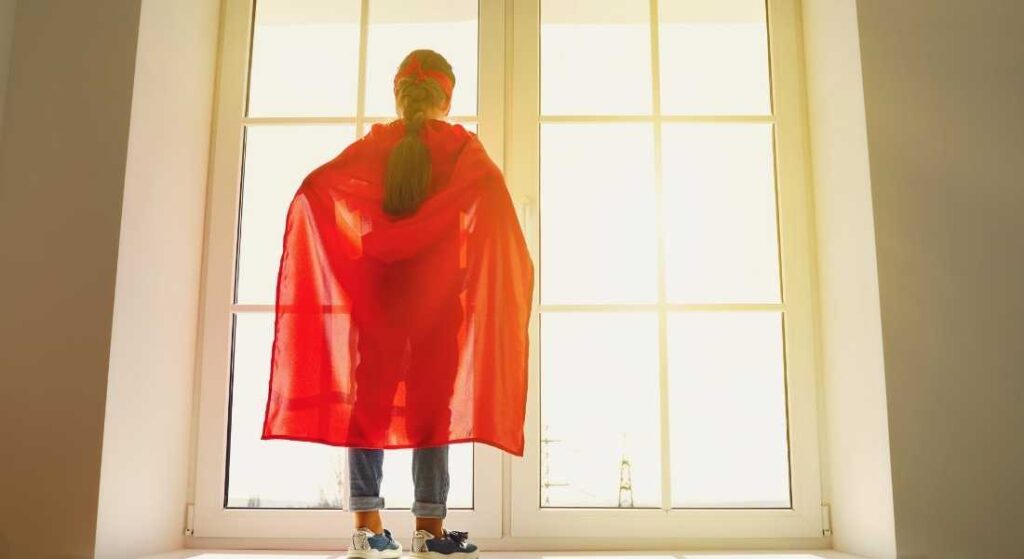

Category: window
[508, 0, 822, 539]
[193, 0, 823, 543]
[229, 0, 479, 512]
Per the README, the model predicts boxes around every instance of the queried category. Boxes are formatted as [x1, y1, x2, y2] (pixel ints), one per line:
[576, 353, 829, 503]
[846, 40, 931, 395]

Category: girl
[261, 49, 534, 559]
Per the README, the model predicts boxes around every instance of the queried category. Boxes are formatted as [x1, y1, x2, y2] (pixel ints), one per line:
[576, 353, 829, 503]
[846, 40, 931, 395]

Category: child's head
[392, 49, 455, 121]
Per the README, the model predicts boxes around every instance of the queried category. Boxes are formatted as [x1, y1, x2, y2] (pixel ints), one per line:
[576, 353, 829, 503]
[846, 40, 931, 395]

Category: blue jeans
[348, 445, 450, 518]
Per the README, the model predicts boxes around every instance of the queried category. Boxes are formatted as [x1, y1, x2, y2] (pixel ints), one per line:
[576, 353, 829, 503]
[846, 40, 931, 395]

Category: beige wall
[0, 1, 220, 557]
[0, 0, 15, 135]
[0, 1, 141, 558]
[855, 1, 1024, 558]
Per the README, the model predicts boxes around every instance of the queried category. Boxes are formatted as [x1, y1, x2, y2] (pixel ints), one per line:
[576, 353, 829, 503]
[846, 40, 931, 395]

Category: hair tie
[393, 56, 454, 99]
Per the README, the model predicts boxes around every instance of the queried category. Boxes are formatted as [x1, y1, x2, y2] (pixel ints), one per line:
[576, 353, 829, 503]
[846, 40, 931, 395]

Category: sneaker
[346, 527, 402, 559]
[410, 528, 479, 559]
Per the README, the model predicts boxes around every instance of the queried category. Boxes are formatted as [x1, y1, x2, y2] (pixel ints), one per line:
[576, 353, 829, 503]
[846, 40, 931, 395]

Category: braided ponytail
[384, 50, 455, 218]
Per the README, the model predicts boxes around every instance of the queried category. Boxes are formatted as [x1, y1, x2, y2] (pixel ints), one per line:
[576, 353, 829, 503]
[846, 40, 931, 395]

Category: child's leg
[411, 444, 450, 535]
[348, 447, 385, 533]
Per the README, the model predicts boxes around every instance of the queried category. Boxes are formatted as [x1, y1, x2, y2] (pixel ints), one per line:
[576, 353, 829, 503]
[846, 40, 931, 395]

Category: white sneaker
[410, 528, 480, 559]
[346, 527, 403, 559]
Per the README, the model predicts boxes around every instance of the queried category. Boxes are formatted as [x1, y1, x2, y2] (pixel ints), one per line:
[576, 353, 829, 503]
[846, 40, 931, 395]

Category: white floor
[140, 551, 868, 559]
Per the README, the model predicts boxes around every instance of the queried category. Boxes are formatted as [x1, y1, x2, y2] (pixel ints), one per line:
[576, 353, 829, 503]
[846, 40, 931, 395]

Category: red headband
[393, 56, 454, 99]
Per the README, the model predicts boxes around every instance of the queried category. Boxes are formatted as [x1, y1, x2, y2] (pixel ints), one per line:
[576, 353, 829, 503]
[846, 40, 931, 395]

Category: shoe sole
[409, 551, 480, 559]
[346, 545, 403, 559]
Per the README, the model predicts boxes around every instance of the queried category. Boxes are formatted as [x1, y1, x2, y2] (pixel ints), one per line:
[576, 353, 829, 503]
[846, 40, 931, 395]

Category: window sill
[141, 550, 868, 559]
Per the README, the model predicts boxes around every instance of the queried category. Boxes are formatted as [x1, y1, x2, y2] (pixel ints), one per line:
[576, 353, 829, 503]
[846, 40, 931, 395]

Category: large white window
[192, 0, 823, 544]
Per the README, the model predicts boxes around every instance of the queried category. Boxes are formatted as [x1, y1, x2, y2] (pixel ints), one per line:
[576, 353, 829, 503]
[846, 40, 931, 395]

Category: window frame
[191, 0, 506, 539]
[507, 0, 823, 539]
[190, 0, 825, 544]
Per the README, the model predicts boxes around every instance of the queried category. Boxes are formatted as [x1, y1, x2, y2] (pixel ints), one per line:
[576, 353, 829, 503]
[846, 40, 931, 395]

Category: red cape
[261, 119, 535, 456]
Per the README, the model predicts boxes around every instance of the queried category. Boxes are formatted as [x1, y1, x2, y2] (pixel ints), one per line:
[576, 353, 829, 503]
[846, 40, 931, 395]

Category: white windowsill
[140, 551, 868, 559]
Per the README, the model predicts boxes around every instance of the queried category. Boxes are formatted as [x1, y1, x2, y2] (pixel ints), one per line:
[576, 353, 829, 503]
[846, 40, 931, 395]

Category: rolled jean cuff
[348, 495, 385, 511]
[411, 500, 447, 518]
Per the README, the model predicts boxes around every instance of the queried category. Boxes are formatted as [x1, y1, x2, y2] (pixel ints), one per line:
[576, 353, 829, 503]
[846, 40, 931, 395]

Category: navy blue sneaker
[410, 528, 479, 559]
[347, 527, 402, 559]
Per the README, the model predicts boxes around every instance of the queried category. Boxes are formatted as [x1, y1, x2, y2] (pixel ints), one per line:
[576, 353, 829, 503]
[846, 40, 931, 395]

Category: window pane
[667, 311, 790, 508]
[662, 123, 780, 303]
[540, 123, 658, 304]
[226, 312, 348, 508]
[364, 0, 478, 118]
[658, 0, 771, 115]
[540, 312, 662, 508]
[226, 313, 473, 508]
[541, 0, 652, 115]
[248, 0, 361, 117]
[236, 125, 356, 305]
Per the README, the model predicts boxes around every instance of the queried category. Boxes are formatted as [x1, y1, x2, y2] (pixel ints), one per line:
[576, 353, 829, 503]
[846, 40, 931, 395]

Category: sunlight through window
[536, 0, 792, 511]
[224, 0, 479, 511]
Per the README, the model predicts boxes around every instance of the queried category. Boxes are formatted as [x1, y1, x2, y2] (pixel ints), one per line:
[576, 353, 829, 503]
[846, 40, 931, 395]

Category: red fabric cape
[261, 119, 534, 456]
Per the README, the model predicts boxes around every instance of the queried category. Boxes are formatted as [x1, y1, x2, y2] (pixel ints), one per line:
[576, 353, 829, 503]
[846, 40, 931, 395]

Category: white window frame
[191, 0, 507, 539]
[190, 0, 824, 545]
[507, 0, 823, 540]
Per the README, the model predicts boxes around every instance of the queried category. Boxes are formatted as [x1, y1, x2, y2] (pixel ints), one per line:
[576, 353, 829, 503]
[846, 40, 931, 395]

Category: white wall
[0, 2, 141, 558]
[93, 1, 221, 557]
[800, 1, 897, 558]
[0, 1, 220, 557]
[855, 1, 1024, 558]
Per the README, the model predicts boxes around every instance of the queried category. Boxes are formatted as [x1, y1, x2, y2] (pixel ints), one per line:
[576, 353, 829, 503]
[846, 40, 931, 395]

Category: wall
[0, 1, 220, 557]
[800, 1, 897, 557]
[0, 1, 142, 558]
[855, 1, 1024, 558]
[0, 0, 15, 135]
[92, 0, 221, 557]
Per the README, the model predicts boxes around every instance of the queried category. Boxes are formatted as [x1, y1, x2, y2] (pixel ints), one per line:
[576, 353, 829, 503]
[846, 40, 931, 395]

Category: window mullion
[539, 115, 774, 123]
[648, 0, 672, 513]
[355, 0, 370, 137]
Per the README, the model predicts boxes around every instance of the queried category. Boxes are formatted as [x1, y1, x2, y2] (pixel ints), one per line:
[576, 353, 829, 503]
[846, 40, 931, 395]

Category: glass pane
[540, 312, 661, 508]
[364, 0, 478, 118]
[226, 312, 347, 508]
[658, 0, 771, 115]
[248, 0, 362, 117]
[541, 0, 652, 115]
[540, 123, 658, 304]
[226, 313, 473, 508]
[236, 125, 356, 305]
[662, 123, 780, 303]
[667, 311, 790, 508]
